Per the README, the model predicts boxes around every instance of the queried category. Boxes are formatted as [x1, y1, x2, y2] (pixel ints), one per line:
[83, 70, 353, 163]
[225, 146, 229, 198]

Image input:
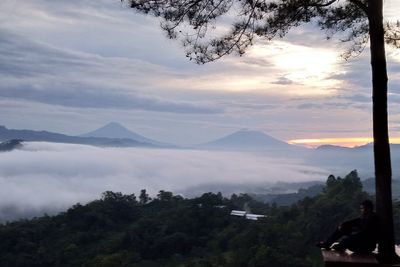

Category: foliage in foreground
[2, 170, 399, 267]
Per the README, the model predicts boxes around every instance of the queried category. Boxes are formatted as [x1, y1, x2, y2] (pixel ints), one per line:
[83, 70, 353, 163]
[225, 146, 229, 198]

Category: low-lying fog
[0, 142, 368, 221]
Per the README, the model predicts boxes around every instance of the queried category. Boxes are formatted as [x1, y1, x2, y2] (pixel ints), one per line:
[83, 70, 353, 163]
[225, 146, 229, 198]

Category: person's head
[360, 200, 374, 216]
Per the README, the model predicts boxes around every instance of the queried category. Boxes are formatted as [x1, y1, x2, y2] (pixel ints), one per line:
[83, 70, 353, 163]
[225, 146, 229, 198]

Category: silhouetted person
[317, 200, 379, 253]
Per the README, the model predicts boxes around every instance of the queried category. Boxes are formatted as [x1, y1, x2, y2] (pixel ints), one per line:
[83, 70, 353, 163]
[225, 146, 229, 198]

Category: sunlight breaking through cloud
[247, 41, 343, 95]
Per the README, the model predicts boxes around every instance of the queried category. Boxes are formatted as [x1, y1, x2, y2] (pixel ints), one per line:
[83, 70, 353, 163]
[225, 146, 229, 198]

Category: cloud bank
[0, 142, 329, 221]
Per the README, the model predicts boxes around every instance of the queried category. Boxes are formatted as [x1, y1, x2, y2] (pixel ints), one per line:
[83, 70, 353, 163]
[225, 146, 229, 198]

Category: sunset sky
[1, 0, 400, 147]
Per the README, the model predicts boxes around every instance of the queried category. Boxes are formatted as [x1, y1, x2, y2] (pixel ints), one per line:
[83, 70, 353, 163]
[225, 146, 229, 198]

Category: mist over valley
[0, 123, 392, 221]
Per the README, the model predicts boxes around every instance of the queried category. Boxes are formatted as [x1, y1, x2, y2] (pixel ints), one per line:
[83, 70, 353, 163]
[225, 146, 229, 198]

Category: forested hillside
[2, 171, 400, 267]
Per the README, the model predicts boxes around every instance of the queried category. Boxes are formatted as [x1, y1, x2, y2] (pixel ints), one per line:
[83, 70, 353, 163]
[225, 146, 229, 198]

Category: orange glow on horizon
[288, 137, 400, 148]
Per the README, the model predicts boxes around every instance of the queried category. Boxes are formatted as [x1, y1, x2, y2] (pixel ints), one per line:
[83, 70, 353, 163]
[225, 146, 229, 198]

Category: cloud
[297, 103, 322, 110]
[0, 142, 330, 221]
[343, 93, 371, 103]
[271, 77, 294, 85]
[0, 85, 222, 114]
[0, 30, 222, 114]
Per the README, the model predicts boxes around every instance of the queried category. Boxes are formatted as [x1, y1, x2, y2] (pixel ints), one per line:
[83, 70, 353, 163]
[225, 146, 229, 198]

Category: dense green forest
[2, 170, 400, 267]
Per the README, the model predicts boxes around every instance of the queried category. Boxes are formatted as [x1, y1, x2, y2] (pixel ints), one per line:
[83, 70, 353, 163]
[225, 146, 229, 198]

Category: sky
[0, 0, 400, 146]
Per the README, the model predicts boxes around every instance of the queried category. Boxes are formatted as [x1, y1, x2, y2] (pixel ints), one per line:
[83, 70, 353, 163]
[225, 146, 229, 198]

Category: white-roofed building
[230, 210, 247, 217]
[245, 214, 266, 221]
[230, 210, 266, 220]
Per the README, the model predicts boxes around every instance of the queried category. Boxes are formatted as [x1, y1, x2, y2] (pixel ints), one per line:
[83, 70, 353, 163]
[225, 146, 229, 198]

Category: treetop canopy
[125, 0, 399, 63]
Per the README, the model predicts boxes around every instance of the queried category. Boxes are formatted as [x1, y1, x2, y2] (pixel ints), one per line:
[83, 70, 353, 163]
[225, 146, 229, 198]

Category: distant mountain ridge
[80, 122, 167, 146]
[315, 144, 351, 151]
[315, 142, 400, 152]
[0, 125, 155, 148]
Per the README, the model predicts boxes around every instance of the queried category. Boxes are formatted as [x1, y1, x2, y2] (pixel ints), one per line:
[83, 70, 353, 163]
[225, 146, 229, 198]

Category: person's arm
[340, 218, 361, 230]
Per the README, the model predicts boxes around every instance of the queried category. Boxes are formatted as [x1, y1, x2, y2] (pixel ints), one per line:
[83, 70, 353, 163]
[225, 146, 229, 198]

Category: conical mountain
[199, 129, 293, 151]
[80, 122, 166, 146]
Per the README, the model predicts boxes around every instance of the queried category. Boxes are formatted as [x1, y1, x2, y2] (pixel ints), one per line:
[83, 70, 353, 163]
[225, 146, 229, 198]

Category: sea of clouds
[0, 142, 331, 221]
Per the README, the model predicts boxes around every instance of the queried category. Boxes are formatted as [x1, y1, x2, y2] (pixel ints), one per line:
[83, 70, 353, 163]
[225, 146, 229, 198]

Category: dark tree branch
[349, 0, 368, 15]
[199, 0, 259, 63]
[308, 0, 337, 7]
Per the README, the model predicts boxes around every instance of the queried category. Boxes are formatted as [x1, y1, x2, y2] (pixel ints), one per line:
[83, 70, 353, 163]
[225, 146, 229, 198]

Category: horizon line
[288, 137, 400, 148]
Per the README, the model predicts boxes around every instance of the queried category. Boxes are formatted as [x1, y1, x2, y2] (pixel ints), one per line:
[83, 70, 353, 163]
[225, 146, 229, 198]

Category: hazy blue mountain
[362, 177, 400, 199]
[80, 122, 168, 146]
[308, 143, 400, 179]
[315, 143, 388, 152]
[0, 125, 154, 148]
[313, 143, 400, 178]
[0, 139, 23, 152]
[198, 129, 299, 151]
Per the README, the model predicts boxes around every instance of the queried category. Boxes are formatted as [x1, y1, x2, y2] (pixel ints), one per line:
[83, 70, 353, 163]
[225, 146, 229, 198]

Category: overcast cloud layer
[0, 142, 330, 221]
[0, 0, 399, 144]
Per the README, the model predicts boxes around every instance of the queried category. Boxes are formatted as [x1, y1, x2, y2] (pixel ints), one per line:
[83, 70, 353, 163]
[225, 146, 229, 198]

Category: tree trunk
[368, 0, 397, 262]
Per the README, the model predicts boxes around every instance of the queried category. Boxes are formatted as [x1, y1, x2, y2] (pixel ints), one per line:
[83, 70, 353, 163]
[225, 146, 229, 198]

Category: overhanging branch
[349, 0, 368, 15]
[308, 0, 337, 7]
